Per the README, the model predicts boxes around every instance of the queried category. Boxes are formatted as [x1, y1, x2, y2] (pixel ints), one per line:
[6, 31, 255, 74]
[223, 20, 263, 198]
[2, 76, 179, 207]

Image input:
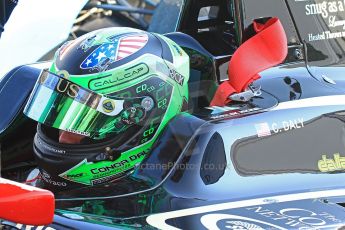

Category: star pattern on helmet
[80, 43, 117, 70]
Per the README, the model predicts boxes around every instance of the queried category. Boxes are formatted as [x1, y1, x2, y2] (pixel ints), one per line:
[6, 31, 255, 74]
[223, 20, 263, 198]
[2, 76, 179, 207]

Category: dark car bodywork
[3, 0, 345, 229]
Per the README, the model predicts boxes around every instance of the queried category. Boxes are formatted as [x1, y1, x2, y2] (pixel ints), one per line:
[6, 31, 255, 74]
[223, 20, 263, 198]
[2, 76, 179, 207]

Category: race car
[2, 0, 345, 229]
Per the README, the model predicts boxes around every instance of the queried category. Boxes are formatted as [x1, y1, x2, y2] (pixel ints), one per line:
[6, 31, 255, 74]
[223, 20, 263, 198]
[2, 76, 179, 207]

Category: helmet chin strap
[59, 131, 85, 144]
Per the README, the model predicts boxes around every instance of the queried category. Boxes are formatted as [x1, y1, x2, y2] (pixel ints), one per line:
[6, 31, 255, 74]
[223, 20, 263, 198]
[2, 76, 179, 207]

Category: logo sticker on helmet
[41, 170, 67, 187]
[169, 69, 185, 86]
[141, 97, 154, 111]
[116, 34, 148, 60]
[59, 150, 148, 185]
[102, 99, 115, 113]
[56, 70, 70, 79]
[80, 34, 148, 72]
[79, 34, 99, 52]
[88, 63, 149, 90]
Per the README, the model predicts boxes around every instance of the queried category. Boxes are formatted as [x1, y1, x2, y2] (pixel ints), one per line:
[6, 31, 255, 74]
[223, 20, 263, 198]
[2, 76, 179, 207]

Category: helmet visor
[24, 70, 128, 139]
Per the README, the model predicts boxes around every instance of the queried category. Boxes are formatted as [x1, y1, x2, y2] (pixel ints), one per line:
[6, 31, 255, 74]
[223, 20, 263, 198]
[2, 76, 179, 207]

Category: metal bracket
[229, 84, 262, 102]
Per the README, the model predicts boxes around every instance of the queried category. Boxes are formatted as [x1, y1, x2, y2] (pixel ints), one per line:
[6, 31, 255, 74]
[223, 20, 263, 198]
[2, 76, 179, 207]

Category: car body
[3, 0, 345, 229]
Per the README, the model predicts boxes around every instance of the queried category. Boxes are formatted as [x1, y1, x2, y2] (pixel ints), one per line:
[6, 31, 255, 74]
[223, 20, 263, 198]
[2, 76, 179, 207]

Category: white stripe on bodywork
[146, 188, 345, 230]
[272, 95, 345, 111]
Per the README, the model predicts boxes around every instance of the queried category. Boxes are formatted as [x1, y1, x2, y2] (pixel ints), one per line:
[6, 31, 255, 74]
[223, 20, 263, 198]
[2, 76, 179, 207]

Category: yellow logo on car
[318, 153, 345, 172]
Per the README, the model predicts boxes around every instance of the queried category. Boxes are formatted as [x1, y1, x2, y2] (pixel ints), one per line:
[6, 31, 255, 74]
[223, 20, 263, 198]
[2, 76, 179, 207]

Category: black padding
[164, 32, 213, 58]
[164, 32, 218, 110]
[0, 65, 40, 134]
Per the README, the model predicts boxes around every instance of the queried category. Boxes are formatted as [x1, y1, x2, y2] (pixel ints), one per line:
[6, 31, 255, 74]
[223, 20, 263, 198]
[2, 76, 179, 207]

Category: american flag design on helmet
[80, 34, 148, 71]
[116, 35, 148, 60]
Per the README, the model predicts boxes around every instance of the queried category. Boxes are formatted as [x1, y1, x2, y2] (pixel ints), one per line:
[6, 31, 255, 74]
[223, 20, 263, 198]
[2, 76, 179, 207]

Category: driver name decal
[255, 118, 305, 137]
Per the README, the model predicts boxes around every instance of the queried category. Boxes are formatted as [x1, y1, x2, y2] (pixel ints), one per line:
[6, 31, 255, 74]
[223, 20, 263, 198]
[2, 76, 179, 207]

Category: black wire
[0, 1, 5, 38]
[0, 0, 19, 38]
[1, 0, 6, 30]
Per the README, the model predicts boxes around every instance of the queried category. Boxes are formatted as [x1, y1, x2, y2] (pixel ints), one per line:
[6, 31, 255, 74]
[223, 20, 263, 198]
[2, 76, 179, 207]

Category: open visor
[24, 70, 132, 139]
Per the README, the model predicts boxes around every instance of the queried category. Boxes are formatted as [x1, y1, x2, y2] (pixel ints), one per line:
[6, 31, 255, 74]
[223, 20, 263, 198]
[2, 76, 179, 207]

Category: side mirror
[0, 178, 55, 225]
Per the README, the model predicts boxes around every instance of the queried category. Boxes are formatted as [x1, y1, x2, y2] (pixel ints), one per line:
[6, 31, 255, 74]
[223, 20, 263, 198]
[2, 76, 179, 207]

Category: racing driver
[24, 27, 189, 191]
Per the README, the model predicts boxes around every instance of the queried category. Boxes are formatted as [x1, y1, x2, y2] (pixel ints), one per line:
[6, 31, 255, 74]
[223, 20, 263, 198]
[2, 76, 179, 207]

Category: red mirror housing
[0, 178, 55, 225]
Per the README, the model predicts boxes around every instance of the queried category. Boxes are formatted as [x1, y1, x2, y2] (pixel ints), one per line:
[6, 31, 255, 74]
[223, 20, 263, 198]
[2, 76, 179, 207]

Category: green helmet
[24, 27, 189, 189]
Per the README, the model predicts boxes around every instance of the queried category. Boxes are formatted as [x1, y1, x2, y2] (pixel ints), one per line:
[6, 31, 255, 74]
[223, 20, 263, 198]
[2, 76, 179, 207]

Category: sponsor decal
[90, 159, 132, 175]
[37, 71, 124, 117]
[37, 137, 66, 154]
[245, 206, 341, 229]
[169, 69, 184, 86]
[5, 222, 56, 230]
[296, 0, 345, 42]
[39, 72, 97, 105]
[318, 153, 345, 172]
[201, 214, 282, 230]
[41, 170, 67, 187]
[88, 63, 149, 90]
[141, 97, 154, 111]
[80, 34, 148, 72]
[79, 34, 99, 52]
[56, 70, 70, 79]
[91, 171, 128, 185]
[102, 99, 115, 113]
[65, 128, 91, 137]
[59, 151, 147, 185]
[146, 190, 345, 229]
[96, 97, 124, 117]
[207, 107, 261, 119]
[226, 220, 264, 230]
[62, 173, 84, 179]
[55, 80, 79, 98]
[156, 61, 185, 85]
[308, 29, 345, 41]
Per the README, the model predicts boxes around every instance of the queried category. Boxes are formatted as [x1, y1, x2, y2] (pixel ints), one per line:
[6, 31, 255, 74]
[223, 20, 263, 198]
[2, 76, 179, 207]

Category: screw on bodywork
[294, 48, 304, 60]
